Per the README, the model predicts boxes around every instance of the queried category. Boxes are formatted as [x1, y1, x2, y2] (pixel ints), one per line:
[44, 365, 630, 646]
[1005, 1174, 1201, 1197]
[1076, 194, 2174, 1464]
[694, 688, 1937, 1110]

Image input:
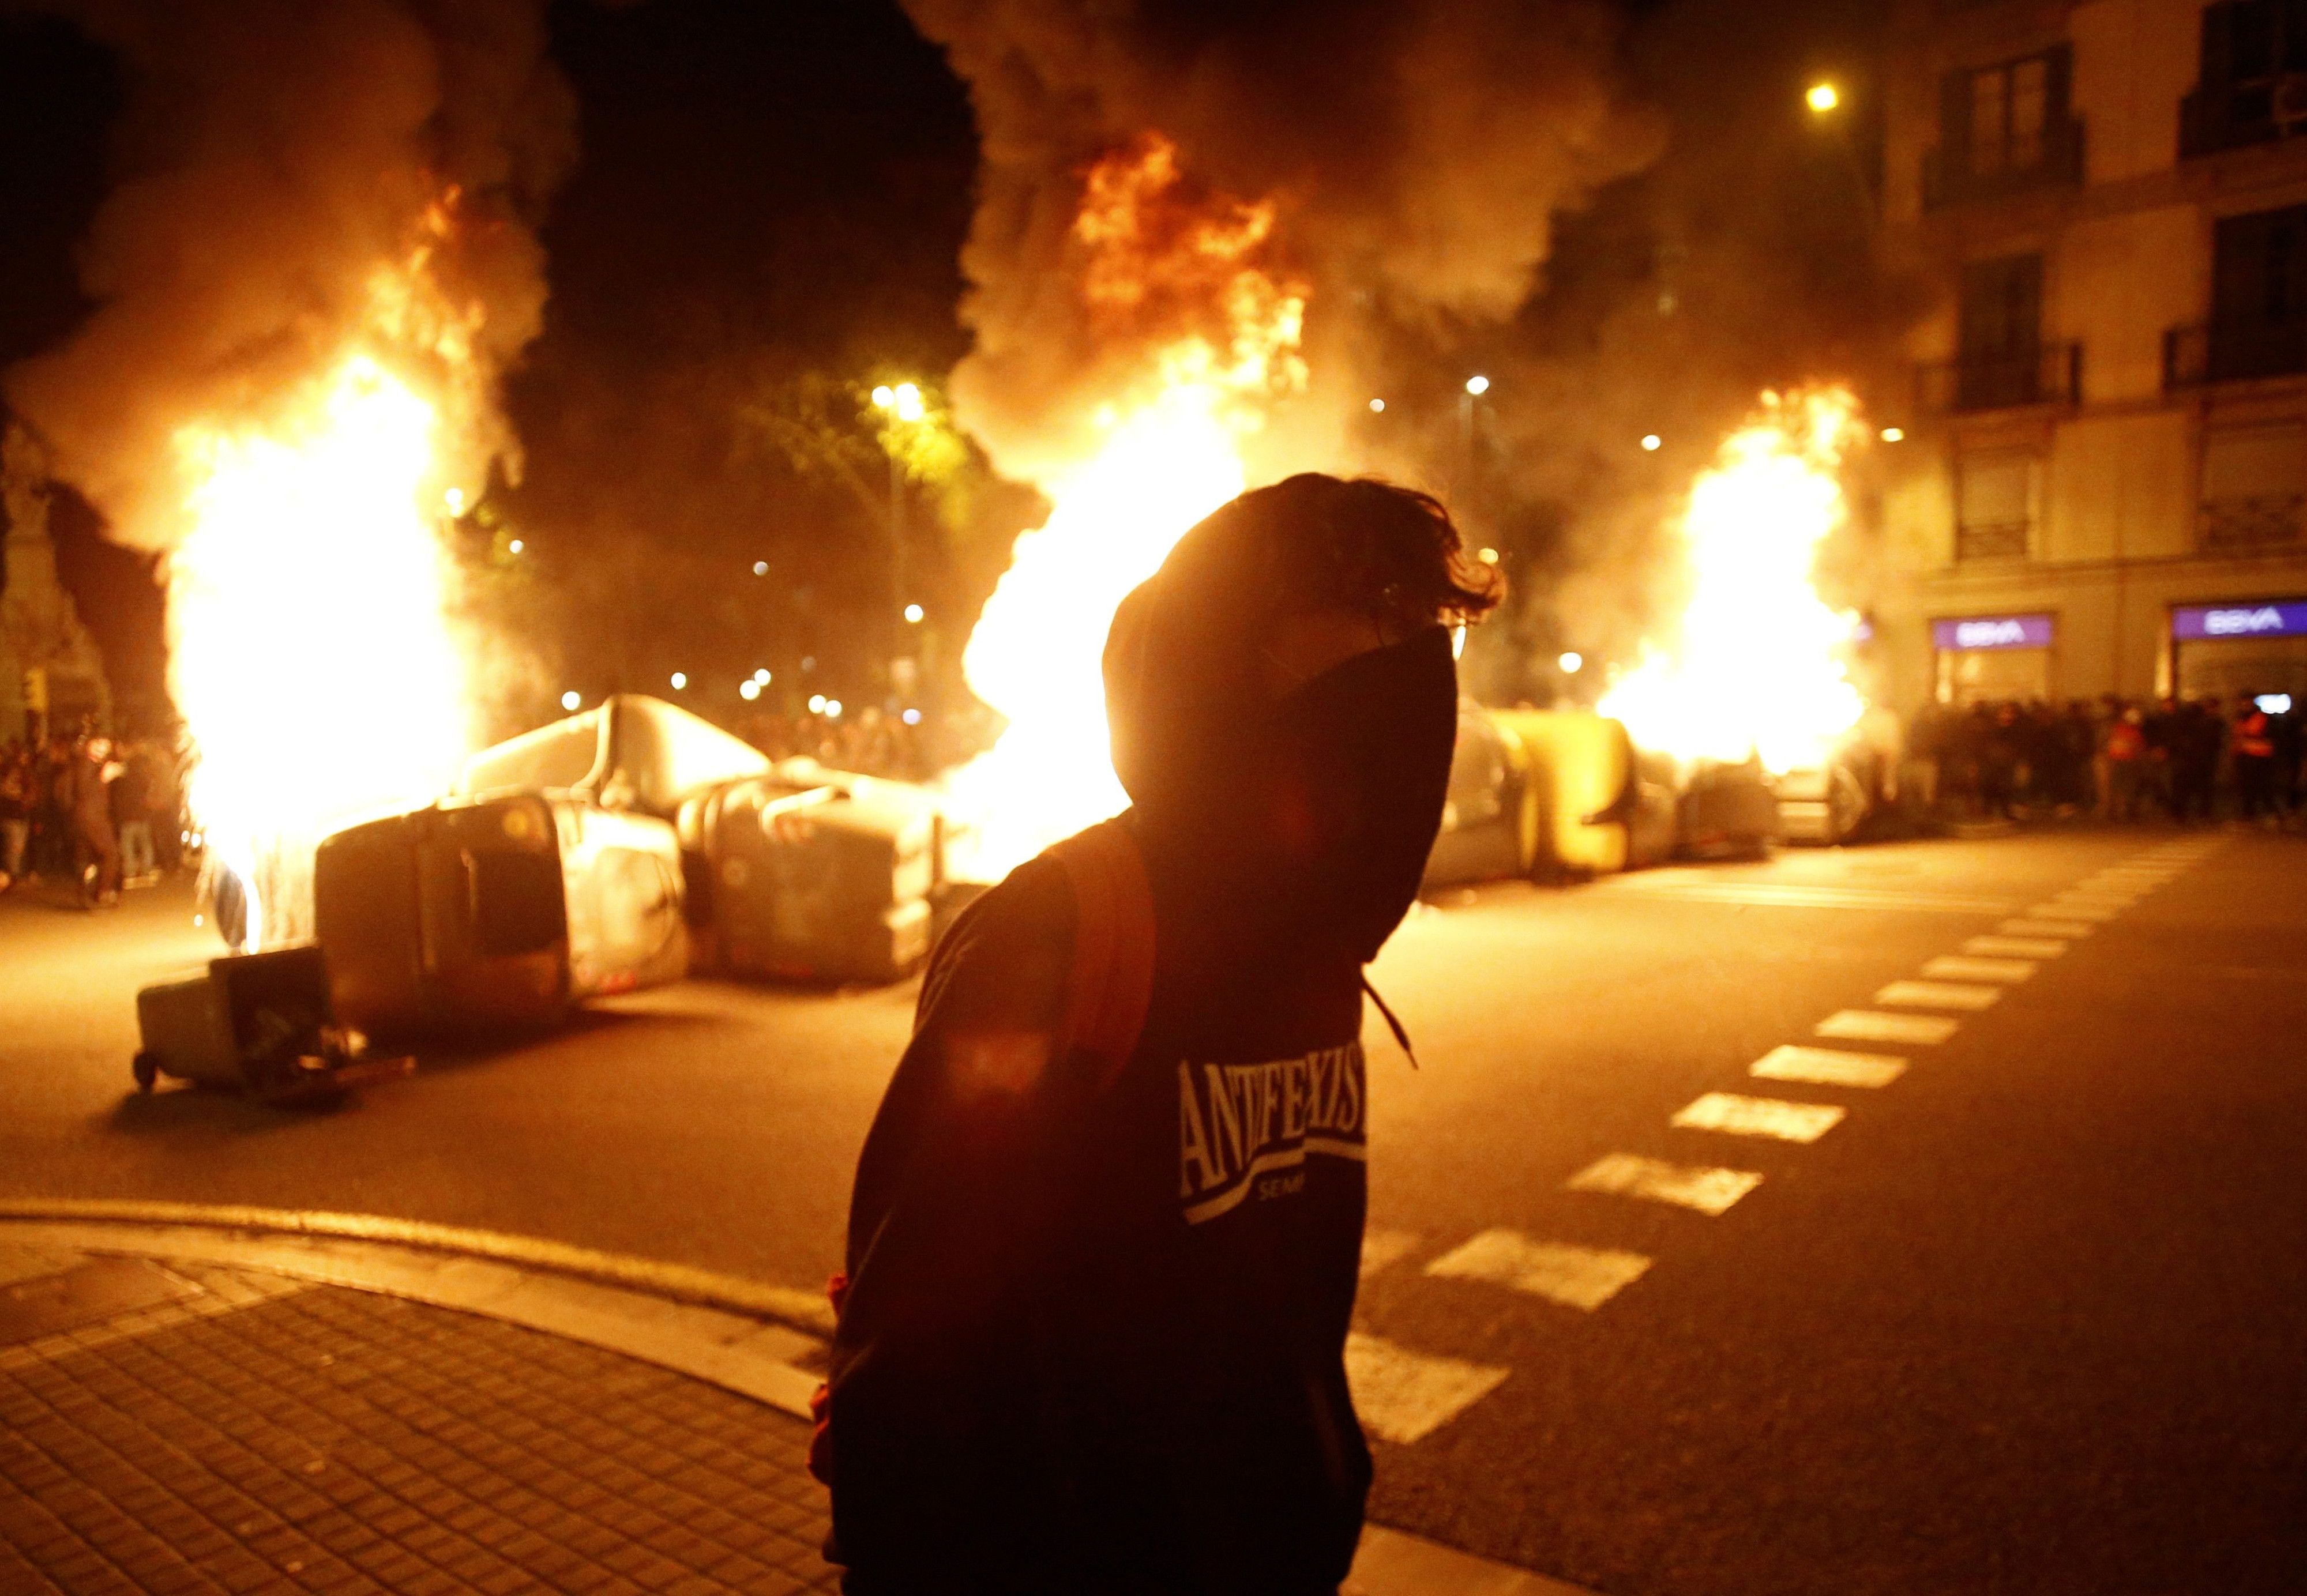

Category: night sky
[0, 0, 1889, 733]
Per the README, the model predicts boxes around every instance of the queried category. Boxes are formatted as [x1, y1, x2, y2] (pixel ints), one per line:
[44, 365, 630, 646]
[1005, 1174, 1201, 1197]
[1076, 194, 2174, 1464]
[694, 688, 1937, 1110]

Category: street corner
[0, 1210, 841, 1596]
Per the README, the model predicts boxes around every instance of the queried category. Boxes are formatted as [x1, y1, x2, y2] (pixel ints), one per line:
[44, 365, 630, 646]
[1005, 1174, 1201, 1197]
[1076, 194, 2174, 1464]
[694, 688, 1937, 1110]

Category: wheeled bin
[313, 792, 687, 1036]
[680, 761, 941, 984]
[131, 944, 399, 1102]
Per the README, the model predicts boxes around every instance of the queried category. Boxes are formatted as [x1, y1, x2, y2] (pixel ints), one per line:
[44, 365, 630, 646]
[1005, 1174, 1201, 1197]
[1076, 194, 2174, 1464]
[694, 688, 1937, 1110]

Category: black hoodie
[826, 495, 1460, 1595]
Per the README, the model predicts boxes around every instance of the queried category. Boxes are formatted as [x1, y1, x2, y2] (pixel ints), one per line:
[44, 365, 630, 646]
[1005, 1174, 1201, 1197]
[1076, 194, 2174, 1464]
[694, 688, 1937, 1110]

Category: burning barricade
[302, 694, 953, 1040]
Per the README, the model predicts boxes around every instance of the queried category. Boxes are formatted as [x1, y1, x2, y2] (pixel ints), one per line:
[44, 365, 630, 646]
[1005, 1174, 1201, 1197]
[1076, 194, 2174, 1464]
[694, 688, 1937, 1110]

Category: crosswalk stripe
[2001, 918, 2094, 938]
[2056, 889, 2139, 905]
[1922, 954, 2035, 982]
[1751, 1044, 1907, 1088]
[1876, 979, 2002, 1010]
[1344, 1332, 1511, 1445]
[1360, 1228, 1421, 1279]
[1566, 1153, 1763, 1215]
[1672, 1091, 1846, 1143]
[2030, 901, 2120, 920]
[1817, 1009, 1962, 1044]
[1424, 1230, 1653, 1311]
[1965, 935, 2068, 957]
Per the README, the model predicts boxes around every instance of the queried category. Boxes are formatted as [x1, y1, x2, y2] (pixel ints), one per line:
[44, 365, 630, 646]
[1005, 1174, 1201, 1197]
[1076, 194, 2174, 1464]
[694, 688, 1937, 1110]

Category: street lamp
[1804, 78, 1874, 222]
[1558, 652, 1584, 675]
[1640, 434, 1662, 452]
[1464, 374, 1490, 396]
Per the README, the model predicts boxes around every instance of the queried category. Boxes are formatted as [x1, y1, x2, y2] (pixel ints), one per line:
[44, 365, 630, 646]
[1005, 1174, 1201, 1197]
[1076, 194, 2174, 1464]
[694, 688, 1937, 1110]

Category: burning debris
[1599, 386, 1870, 778]
[3, 0, 573, 946]
[908, 0, 1660, 875]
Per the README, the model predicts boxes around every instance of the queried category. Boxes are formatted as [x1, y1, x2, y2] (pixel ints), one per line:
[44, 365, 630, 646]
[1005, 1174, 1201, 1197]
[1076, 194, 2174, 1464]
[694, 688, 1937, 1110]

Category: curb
[0, 1198, 835, 1335]
[0, 1213, 827, 1421]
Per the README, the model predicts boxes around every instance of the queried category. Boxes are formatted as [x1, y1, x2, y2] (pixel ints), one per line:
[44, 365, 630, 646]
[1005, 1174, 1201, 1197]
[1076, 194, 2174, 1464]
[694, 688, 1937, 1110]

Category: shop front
[2169, 600, 2307, 702]
[1932, 612, 2056, 705]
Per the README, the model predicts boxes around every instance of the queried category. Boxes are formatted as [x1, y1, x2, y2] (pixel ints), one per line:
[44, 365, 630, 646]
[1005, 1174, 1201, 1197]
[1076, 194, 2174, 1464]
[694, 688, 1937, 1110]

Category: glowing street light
[508, 537, 524, 554]
[1464, 374, 1491, 396]
[752, 560, 768, 576]
[1476, 547, 1500, 566]
[903, 603, 925, 624]
[1880, 426, 1905, 443]
[807, 693, 826, 714]
[560, 690, 581, 712]
[739, 679, 761, 701]
[752, 668, 771, 684]
[1640, 434, 1662, 452]
[824, 698, 844, 719]
[1806, 81, 1840, 114]
[669, 672, 687, 691]
[1369, 398, 1386, 413]
[874, 382, 925, 424]
[1558, 652, 1584, 675]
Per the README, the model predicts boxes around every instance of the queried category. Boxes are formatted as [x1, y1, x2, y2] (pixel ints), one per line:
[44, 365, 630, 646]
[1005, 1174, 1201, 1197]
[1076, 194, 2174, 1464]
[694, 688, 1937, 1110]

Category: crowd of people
[1907, 692, 2305, 825]
[0, 732, 181, 906]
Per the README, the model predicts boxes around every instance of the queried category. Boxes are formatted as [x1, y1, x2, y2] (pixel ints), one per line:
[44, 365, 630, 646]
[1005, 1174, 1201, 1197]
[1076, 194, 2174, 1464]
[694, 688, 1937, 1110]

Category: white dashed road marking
[1359, 1228, 1421, 1279]
[1345, 1331, 1510, 1445]
[2002, 918, 2094, 938]
[2030, 901, 2120, 920]
[1424, 1230, 1654, 1312]
[1751, 1044, 1907, 1089]
[1567, 1153, 1763, 1215]
[1672, 1091, 1846, 1143]
[1817, 1010, 1962, 1045]
[1965, 935, 2068, 958]
[1921, 955, 2036, 983]
[1875, 979, 2002, 1011]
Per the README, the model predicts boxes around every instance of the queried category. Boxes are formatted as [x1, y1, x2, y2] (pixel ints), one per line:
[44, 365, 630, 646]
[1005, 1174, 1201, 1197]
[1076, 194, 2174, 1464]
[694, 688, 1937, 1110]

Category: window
[1957, 451, 2037, 561]
[1957, 255, 2045, 410]
[2208, 205, 2307, 379]
[2199, 423, 2306, 547]
[2184, 1, 2307, 155]
[1970, 57, 2049, 175]
[1932, 46, 2077, 203]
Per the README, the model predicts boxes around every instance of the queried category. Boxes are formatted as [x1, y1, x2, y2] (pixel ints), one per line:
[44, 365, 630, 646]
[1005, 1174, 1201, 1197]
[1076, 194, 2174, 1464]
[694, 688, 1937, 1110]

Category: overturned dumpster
[314, 792, 687, 1036]
[680, 758, 945, 985]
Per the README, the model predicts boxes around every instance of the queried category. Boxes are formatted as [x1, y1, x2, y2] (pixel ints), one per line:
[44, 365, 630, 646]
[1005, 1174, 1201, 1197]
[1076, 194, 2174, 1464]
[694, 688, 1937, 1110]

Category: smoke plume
[900, 0, 1663, 485]
[1, 0, 575, 551]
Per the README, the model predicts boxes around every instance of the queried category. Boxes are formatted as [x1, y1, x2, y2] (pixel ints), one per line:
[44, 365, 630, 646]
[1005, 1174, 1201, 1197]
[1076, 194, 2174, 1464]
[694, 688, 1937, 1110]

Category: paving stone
[0, 1284, 839, 1593]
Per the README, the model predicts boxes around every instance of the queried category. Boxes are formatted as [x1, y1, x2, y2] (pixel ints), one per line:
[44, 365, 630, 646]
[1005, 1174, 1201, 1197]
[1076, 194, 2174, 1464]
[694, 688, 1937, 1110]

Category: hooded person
[820, 474, 1498, 1595]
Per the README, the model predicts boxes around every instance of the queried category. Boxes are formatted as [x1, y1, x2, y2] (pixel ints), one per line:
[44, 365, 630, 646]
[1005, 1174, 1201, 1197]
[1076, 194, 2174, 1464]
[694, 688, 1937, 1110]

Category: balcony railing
[2164, 320, 2307, 387]
[1922, 116, 2085, 210]
[2180, 77, 2307, 159]
[2200, 495, 2305, 549]
[1917, 343, 2082, 416]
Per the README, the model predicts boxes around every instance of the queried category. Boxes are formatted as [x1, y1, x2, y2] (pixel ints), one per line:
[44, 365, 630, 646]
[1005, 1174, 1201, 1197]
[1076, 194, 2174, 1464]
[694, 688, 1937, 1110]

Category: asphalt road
[4, 827, 2303, 1595]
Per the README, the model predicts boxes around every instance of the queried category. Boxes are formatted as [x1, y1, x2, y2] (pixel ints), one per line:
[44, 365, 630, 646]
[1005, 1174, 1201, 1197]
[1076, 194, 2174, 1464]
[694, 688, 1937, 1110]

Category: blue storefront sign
[1932, 613, 2056, 651]
[2169, 601, 2307, 640]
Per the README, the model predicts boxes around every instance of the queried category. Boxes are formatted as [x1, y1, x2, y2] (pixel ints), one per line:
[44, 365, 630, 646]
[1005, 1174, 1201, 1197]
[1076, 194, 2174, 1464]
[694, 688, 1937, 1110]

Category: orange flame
[171, 204, 484, 947]
[944, 135, 1306, 878]
[1598, 386, 1869, 775]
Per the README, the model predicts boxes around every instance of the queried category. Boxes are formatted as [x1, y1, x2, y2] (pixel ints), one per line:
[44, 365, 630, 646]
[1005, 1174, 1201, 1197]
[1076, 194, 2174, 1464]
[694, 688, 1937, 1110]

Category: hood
[1101, 495, 1459, 980]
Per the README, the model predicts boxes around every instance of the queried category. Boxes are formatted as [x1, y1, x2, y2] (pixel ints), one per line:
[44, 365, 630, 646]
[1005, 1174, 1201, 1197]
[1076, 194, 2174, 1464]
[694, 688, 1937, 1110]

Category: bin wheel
[131, 1053, 159, 1094]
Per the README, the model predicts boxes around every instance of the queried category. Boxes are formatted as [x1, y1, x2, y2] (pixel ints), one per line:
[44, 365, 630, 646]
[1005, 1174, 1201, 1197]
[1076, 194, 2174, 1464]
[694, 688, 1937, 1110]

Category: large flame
[170, 224, 479, 948]
[945, 136, 1305, 878]
[1599, 387, 1867, 775]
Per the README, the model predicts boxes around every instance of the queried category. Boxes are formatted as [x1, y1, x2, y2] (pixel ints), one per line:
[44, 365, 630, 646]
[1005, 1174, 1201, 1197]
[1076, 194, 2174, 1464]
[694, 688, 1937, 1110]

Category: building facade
[1, 425, 111, 743]
[1875, 0, 2307, 713]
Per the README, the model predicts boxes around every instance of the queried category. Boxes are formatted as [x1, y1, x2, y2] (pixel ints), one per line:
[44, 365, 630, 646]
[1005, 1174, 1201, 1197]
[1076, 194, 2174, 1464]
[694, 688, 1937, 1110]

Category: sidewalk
[0, 1207, 1590, 1596]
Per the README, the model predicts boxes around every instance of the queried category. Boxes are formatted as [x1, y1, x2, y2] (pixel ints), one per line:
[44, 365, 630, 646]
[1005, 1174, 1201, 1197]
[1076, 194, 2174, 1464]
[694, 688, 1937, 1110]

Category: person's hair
[1243, 473, 1504, 634]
